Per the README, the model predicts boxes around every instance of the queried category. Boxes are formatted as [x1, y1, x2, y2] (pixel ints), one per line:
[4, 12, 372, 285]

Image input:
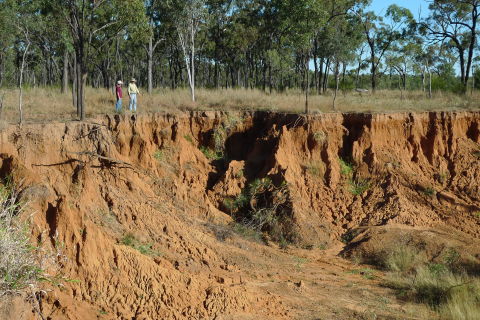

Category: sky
[370, 0, 427, 18]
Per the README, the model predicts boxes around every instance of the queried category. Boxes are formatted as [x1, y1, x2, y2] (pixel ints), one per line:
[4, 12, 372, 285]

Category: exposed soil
[0, 111, 479, 319]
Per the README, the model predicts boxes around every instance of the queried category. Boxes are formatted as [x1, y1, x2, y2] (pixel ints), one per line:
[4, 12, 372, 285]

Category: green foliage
[292, 256, 309, 271]
[341, 229, 361, 244]
[347, 178, 370, 196]
[120, 233, 159, 256]
[0, 183, 68, 296]
[435, 172, 449, 184]
[361, 243, 480, 317]
[339, 158, 353, 176]
[349, 268, 376, 280]
[199, 146, 223, 161]
[224, 177, 295, 244]
[153, 150, 164, 161]
[184, 135, 193, 144]
[234, 169, 244, 179]
[421, 186, 436, 197]
[230, 223, 262, 242]
[385, 245, 423, 273]
[443, 248, 460, 269]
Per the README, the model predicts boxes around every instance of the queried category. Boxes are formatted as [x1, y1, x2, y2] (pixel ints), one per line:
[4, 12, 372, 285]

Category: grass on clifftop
[0, 87, 479, 123]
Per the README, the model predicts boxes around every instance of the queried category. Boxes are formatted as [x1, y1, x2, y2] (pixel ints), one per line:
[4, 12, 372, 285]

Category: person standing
[128, 78, 140, 112]
[115, 80, 123, 113]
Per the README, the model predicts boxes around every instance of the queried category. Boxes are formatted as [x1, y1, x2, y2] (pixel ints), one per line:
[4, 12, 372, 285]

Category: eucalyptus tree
[422, 0, 480, 93]
[44, 0, 146, 120]
[174, 0, 207, 101]
[359, 5, 414, 92]
[144, 0, 166, 94]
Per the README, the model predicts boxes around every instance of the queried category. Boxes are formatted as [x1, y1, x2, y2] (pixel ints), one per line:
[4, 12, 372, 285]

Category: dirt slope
[0, 111, 479, 319]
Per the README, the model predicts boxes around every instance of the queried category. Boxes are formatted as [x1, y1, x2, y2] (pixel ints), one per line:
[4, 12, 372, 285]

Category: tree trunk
[318, 58, 324, 94]
[18, 34, 30, 125]
[305, 54, 309, 114]
[62, 51, 69, 94]
[148, 36, 154, 94]
[72, 53, 77, 108]
[333, 62, 339, 111]
[80, 71, 87, 120]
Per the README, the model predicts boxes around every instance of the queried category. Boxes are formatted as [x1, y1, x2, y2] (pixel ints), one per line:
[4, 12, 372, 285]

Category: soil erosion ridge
[0, 111, 479, 319]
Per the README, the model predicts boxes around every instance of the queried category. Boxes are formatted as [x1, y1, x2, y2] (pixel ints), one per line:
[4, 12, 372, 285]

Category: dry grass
[0, 86, 479, 124]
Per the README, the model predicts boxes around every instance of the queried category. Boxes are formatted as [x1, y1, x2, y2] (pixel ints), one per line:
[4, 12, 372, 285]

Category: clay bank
[0, 111, 479, 319]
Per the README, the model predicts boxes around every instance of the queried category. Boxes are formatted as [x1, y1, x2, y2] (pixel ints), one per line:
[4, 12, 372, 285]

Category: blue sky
[370, 0, 427, 18]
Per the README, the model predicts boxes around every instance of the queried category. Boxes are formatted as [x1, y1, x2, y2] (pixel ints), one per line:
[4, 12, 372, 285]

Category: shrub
[224, 178, 296, 243]
[153, 150, 164, 161]
[439, 279, 480, 320]
[120, 233, 159, 257]
[230, 223, 262, 242]
[383, 252, 480, 317]
[339, 158, 354, 176]
[312, 131, 327, 144]
[199, 146, 223, 161]
[422, 186, 436, 197]
[347, 178, 370, 196]
[0, 184, 64, 297]
[385, 245, 423, 273]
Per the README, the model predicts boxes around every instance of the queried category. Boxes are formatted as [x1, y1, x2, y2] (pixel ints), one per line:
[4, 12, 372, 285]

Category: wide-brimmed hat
[117, 80, 123, 85]
[130, 78, 137, 82]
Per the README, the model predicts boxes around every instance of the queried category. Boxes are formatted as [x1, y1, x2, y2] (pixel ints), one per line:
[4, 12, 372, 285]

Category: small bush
[341, 229, 361, 244]
[153, 150, 164, 161]
[439, 280, 480, 320]
[383, 253, 480, 317]
[339, 158, 354, 176]
[199, 146, 223, 161]
[312, 131, 327, 144]
[120, 233, 159, 257]
[349, 268, 376, 280]
[230, 223, 262, 242]
[347, 178, 370, 196]
[385, 245, 423, 273]
[224, 178, 295, 244]
[435, 172, 449, 184]
[0, 184, 65, 297]
[234, 169, 244, 179]
[422, 186, 436, 197]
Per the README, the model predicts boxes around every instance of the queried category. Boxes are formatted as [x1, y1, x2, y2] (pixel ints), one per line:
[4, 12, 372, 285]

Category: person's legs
[129, 94, 135, 111]
[115, 98, 122, 112]
[132, 94, 137, 112]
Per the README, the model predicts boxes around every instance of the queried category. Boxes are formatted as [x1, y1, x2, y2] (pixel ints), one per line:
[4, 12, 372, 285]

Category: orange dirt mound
[0, 111, 478, 319]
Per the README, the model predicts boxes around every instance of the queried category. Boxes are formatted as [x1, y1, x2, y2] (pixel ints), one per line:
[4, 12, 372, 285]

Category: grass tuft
[120, 233, 160, 256]
[339, 158, 354, 176]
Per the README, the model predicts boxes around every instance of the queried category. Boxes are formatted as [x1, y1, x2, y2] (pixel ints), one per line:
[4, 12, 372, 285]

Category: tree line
[1, 0, 480, 120]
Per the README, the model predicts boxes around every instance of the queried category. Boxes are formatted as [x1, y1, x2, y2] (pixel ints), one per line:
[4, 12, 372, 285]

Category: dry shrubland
[0, 87, 479, 123]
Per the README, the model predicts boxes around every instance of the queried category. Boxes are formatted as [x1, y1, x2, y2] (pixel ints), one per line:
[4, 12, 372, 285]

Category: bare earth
[0, 110, 479, 319]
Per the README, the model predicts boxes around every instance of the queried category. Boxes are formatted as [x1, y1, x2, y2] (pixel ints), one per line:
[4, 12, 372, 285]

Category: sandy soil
[0, 110, 478, 319]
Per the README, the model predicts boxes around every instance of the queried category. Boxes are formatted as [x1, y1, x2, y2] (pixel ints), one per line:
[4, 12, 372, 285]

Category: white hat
[130, 78, 137, 82]
[117, 80, 123, 85]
